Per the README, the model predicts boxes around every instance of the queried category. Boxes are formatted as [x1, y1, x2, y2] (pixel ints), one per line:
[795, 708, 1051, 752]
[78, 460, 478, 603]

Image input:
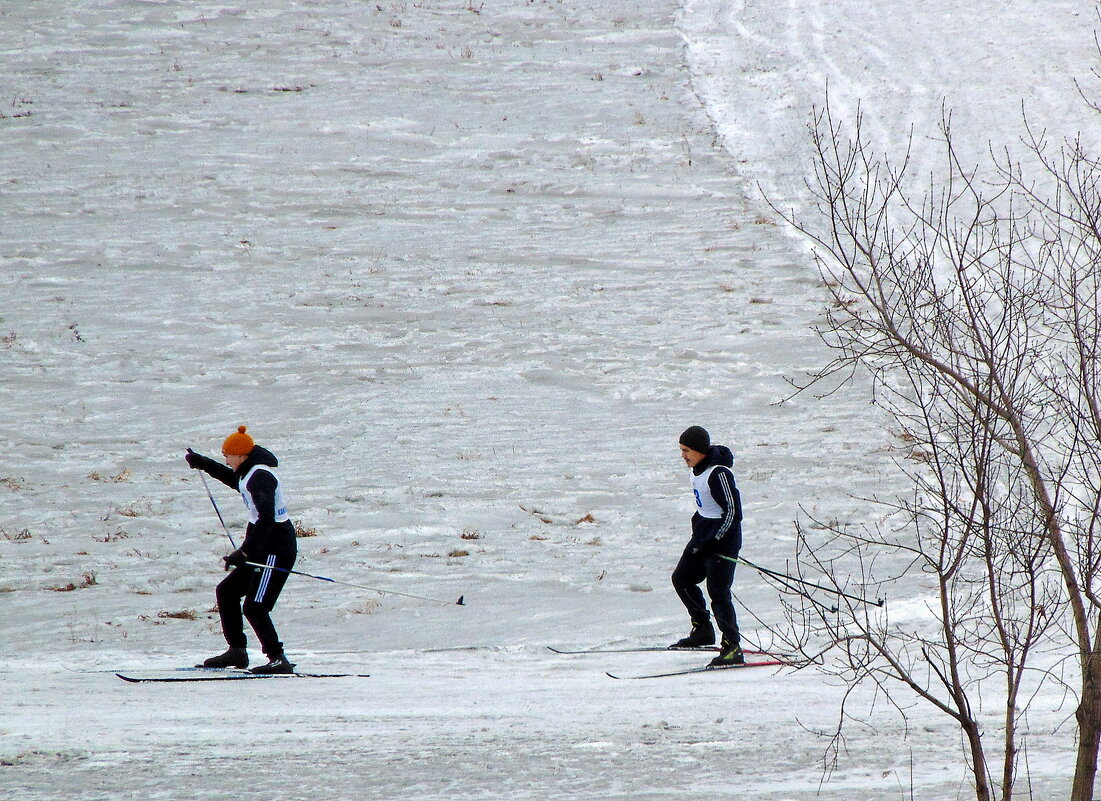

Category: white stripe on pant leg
[255, 554, 276, 603]
[715, 472, 735, 539]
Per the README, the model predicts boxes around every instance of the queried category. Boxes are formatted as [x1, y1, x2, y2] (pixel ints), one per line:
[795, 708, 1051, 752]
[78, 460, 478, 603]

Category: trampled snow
[1, 1, 1093, 798]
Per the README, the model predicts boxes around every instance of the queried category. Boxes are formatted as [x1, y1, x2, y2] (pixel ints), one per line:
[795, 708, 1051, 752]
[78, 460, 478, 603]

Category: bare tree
[773, 97, 1101, 801]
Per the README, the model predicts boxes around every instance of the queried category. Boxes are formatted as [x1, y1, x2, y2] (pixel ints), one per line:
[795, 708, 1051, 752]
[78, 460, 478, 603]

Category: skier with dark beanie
[670, 425, 744, 667]
[185, 426, 297, 674]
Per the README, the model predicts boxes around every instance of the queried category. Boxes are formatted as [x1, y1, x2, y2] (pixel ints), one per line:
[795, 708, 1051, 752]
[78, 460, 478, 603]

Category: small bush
[295, 521, 318, 538]
[49, 572, 97, 592]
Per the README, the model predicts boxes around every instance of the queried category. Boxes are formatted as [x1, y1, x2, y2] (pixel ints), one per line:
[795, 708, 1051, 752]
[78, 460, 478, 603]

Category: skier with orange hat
[185, 426, 298, 674]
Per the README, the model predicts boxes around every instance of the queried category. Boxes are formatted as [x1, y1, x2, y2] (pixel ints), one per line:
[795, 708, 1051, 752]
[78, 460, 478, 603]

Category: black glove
[185, 448, 203, 469]
[223, 549, 247, 571]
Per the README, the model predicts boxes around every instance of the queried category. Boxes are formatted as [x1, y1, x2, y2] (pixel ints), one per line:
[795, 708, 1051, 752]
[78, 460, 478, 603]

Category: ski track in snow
[0, 0, 1091, 798]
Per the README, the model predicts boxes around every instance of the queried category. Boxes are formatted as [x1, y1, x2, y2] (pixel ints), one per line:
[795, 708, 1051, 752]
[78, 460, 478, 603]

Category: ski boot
[708, 638, 745, 667]
[670, 620, 716, 649]
[200, 647, 248, 669]
[250, 653, 295, 674]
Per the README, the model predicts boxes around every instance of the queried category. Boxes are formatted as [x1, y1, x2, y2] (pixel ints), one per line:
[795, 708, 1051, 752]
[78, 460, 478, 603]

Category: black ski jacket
[689, 445, 742, 555]
[188, 446, 297, 558]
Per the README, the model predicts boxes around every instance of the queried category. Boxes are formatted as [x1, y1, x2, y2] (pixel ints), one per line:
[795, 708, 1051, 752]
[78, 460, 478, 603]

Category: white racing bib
[691, 465, 730, 519]
[239, 465, 290, 524]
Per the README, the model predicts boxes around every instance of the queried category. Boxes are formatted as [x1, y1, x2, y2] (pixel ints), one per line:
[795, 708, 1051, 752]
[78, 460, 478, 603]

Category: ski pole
[196, 467, 237, 550]
[758, 569, 839, 614]
[244, 561, 465, 606]
[721, 554, 885, 608]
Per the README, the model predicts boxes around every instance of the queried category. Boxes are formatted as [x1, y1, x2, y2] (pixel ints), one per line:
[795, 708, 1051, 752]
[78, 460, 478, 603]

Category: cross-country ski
[605, 658, 792, 680]
[115, 669, 370, 683]
[546, 644, 789, 658]
[548, 644, 721, 654]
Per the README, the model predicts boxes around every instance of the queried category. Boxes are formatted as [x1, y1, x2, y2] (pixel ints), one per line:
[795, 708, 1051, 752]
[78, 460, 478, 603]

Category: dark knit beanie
[679, 425, 710, 454]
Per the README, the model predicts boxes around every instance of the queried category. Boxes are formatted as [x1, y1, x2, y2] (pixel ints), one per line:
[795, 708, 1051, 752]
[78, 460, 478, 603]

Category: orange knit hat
[221, 425, 255, 456]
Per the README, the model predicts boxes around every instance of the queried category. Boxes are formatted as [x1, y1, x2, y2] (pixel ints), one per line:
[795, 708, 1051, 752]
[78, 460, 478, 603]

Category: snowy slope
[680, 0, 1099, 212]
[0, 0, 1092, 799]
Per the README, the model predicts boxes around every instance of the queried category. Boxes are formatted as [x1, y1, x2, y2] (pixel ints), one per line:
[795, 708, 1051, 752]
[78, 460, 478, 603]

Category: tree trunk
[962, 718, 992, 801]
[1073, 652, 1101, 801]
[1001, 700, 1018, 801]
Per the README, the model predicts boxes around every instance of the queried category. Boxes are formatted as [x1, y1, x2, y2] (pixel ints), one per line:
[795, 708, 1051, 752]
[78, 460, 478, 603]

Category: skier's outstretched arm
[184, 449, 237, 487]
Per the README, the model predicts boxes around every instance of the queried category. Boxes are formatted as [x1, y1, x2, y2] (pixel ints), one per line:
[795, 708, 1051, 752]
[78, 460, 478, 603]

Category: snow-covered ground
[0, 1, 1095, 799]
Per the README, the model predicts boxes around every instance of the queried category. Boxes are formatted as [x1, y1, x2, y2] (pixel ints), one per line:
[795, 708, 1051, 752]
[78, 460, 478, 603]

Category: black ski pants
[671, 543, 740, 646]
[216, 552, 295, 658]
